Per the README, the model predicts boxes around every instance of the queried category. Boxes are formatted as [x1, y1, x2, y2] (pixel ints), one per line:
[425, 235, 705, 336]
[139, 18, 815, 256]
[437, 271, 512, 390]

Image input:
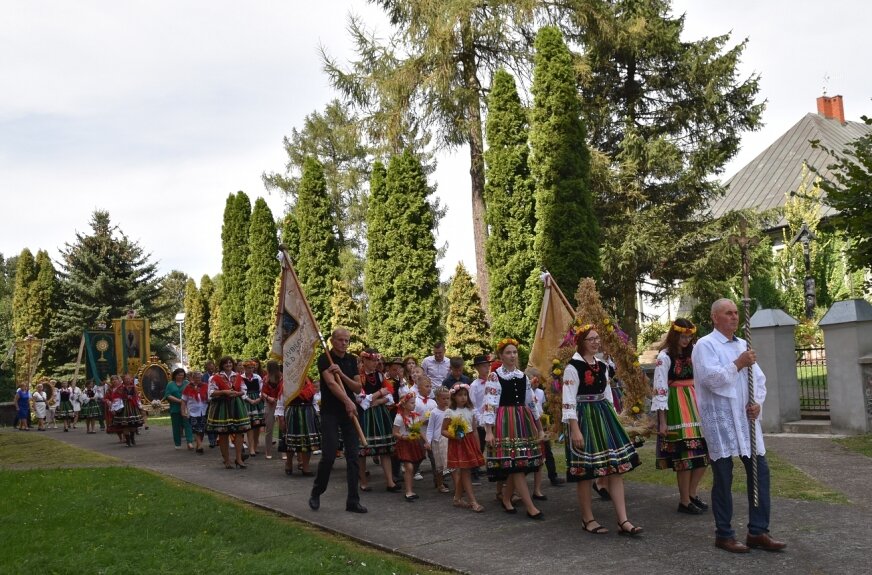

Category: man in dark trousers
[309, 328, 367, 513]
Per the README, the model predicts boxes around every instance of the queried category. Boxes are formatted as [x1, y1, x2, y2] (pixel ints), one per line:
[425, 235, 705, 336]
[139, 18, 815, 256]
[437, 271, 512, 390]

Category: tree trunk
[620, 278, 640, 348]
[460, 18, 490, 315]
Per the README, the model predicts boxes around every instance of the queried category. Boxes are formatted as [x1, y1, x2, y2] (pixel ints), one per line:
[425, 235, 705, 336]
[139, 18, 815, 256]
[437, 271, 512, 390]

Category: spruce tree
[295, 158, 340, 330]
[204, 274, 222, 363]
[380, 150, 442, 357]
[243, 198, 280, 359]
[11, 248, 38, 339]
[484, 69, 540, 342]
[445, 263, 490, 364]
[530, 26, 599, 295]
[219, 192, 251, 356]
[155, 270, 189, 345]
[183, 278, 208, 369]
[363, 161, 392, 353]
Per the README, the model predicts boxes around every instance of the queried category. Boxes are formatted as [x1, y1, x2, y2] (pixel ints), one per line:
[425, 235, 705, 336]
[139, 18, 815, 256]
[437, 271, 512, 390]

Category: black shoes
[677, 502, 704, 515]
[691, 496, 709, 510]
[550, 477, 566, 487]
[346, 503, 368, 513]
[308, 495, 320, 510]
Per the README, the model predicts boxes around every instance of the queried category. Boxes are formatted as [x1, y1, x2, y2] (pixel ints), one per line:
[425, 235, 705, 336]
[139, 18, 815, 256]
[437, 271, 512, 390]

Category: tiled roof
[709, 113, 872, 227]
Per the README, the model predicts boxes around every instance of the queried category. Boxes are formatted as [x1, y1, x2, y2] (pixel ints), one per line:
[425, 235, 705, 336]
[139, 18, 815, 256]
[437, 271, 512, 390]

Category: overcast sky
[2, 1, 869, 283]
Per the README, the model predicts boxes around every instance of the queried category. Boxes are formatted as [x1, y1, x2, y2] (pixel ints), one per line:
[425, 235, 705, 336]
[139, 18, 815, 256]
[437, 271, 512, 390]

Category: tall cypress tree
[380, 150, 442, 357]
[530, 26, 599, 294]
[484, 69, 540, 342]
[219, 192, 251, 357]
[330, 278, 365, 353]
[280, 209, 300, 262]
[243, 198, 280, 359]
[363, 161, 391, 352]
[296, 158, 340, 330]
[204, 274, 222, 363]
[183, 278, 208, 369]
[445, 263, 490, 364]
[11, 248, 38, 339]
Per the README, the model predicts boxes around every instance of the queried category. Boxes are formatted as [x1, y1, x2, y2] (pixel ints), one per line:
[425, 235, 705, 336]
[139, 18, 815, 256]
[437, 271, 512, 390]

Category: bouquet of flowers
[407, 421, 423, 441]
[447, 415, 471, 440]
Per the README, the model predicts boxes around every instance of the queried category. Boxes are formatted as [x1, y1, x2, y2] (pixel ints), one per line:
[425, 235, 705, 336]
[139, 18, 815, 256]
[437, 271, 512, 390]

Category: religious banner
[84, 330, 116, 383]
[138, 360, 169, 403]
[528, 272, 575, 379]
[272, 250, 321, 405]
[113, 318, 150, 376]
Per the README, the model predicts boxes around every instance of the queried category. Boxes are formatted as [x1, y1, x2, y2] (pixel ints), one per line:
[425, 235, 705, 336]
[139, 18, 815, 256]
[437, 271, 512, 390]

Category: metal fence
[795, 346, 828, 412]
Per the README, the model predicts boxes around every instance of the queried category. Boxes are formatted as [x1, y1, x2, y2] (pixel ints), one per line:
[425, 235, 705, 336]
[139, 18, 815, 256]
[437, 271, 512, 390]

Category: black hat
[472, 354, 491, 366]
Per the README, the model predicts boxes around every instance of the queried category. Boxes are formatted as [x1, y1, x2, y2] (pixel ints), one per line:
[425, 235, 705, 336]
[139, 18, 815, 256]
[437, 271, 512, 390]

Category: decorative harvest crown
[573, 322, 594, 335]
[360, 351, 382, 360]
[495, 338, 520, 353]
[671, 323, 697, 336]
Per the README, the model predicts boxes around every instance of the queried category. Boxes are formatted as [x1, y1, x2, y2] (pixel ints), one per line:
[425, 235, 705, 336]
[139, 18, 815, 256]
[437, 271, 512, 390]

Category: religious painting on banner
[84, 330, 116, 383]
[113, 318, 150, 377]
[272, 251, 321, 406]
[138, 360, 169, 403]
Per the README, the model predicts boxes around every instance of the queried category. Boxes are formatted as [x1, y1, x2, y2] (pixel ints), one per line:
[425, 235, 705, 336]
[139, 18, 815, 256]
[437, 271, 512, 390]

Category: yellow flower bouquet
[447, 415, 471, 439]
[407, 421, 423, 441]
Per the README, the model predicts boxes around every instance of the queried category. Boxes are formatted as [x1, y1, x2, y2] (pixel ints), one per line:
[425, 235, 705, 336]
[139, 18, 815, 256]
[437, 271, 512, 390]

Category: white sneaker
[414, 472, 424, 481]
[313, 450, 322, 455]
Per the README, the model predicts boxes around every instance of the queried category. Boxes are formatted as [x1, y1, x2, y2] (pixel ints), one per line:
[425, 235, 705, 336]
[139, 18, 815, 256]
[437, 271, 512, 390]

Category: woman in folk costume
[356, 350, 400, 492]
[183, 371, 209, 454]
[241, 360, 265, 457]
[562, 324, 642, 536]
[206, 356, 251, 469]
[283, 370, 321, 476]
[55, 381, 76, 431]
[113, 374, 145, 446]
[652, 318, 710, 514]
[79, 380, 102, 434]
[483, 338, 545, 520]
[104, 375, 124, 441]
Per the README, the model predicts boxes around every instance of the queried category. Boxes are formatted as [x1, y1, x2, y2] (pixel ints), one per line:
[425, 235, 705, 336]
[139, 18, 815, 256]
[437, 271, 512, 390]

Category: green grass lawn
[0, 431, 119, 468]
[834, 434, 872, 458]
[550, 439, 847, 504]
[0, 431, 451, 575]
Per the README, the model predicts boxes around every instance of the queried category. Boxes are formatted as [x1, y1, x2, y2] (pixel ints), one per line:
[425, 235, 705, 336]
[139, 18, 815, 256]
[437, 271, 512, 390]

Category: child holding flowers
[443, 383, 486, 512]
[393, 392, 426, 502]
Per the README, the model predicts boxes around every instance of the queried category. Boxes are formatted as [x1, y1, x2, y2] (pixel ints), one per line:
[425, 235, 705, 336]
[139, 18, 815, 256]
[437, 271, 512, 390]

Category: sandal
[617, 519, 643, 537]
[438, 485, 451, 493]
[470, 503, 485, 513]
[582, 518, 608, 534]
[453, 498, 472, 509]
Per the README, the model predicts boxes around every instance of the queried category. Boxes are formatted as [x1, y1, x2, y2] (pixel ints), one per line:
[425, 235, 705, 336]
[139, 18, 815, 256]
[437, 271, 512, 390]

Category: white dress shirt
[469, 378, 487, 426]
[692, 330, 767, 461]
[421, 355, 450, 386]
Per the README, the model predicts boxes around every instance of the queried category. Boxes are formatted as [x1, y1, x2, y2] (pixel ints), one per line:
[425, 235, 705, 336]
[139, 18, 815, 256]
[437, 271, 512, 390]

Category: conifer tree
[295, 158, 340, 330]
[530, 26, 599, 295]
[243, 198, 280, 359]
[363, 161, 392, 353]
[11, 248, 38, 339]
[183, 278, 208, 369]
[330, 278, 365, 353]
[484, 69, 540, 342]
[280, 209, 300, 263]
[445, 263, 490, 364]
[219, 192, 251, 356]
[204, 274, 222, 363]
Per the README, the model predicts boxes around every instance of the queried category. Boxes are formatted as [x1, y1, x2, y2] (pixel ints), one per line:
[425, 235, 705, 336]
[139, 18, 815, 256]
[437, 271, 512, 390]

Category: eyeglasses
[584, 337, 601, 342]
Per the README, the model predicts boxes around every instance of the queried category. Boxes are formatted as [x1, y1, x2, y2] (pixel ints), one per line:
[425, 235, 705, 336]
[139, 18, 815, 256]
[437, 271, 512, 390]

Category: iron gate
[795, 346, 828, 412]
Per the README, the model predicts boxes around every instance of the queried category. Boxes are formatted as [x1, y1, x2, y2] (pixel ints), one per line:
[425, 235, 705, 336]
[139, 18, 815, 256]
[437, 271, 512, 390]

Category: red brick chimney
[816, 95, 845, 124]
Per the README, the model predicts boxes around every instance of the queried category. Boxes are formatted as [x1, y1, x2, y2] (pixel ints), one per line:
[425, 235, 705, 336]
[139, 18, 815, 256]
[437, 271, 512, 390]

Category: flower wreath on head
[360, 351, 382, 361]
[573, 322, 593, 336]
[449, 383, 470, 395]
[671, 323, 697, 336]
[495, 338, 520, 354]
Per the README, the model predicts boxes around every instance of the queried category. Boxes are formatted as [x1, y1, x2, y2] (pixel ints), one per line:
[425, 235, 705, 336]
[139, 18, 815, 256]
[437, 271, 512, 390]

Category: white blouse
[650, 350, 673, 412]
[561, 353, 614, 423]
[481, 366, 536, 426]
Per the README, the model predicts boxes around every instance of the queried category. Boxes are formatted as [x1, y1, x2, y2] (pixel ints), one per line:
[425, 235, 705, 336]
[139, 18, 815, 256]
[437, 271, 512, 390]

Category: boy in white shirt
[414, 377, 437, 481]
[425, 387, 451, 492]
[469, 355, 491, 481]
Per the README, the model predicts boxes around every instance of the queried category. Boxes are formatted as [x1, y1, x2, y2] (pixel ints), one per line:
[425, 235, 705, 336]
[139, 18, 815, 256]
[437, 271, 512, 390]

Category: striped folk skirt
[247, 392, 265, 428]
[448, 433, 485, 469]
[655, 381, 709, 471]
[114, 399, 144, 428]
[206, 397, 251, 435]
[284, 403, 321, 453]
[55, 399, 75, 421]
[359, 404, 396, 457]
[80, 400, 101, 420]
[565, 396, 640, 481]
[486, 405, 542, 481]
[395, 436, 425, 464]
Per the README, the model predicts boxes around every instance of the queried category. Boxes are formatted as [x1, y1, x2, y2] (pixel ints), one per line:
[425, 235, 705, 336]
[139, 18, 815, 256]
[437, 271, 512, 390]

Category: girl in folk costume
[261, 361, 284, 460]
[483, 339, 545, 520]
[357, 350, 400, 492]
[104, 376, 124, 441]
[206, 356, 251, 469]
[443, 384, 486, 512]
[241, 361, 265, 457]
[55, 381, 76, 432]
[652, 318, 710, 514]
[562, 324, 642, 536]
[79, 381, 102, 434]
[284, 373, 320, 476]
[401, 356, 419, 396]
[393, 392, 426, 502]
[14, 382, 31, 430]
[183, 371, 209, 454]
[32, 382, 48, 431]
[113, 375, 145, 446]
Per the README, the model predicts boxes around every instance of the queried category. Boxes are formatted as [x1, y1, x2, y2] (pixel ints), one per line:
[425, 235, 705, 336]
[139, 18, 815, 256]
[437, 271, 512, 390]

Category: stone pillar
[857, 355, 872, 434]
[819, 299, 872, 434]
[749, 308, 800, 433]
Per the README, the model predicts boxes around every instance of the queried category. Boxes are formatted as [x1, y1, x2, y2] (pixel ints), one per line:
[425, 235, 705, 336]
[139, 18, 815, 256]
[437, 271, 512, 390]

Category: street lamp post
[789, 223, 817, 320]
[175, 312, 186, 367]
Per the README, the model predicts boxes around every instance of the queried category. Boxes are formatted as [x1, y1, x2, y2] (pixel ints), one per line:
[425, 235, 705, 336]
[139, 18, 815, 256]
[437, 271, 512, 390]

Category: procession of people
[12, 298, 786, 553]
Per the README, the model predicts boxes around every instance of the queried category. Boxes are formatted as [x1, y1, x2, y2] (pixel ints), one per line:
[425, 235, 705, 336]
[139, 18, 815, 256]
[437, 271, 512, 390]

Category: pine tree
[11, 248, 38, 339]
[363, 161, 392, 353]
[530, 26, 599, 296]
[330, 278, 365, 353]
[295, 158, 340, 330]
[484, 69, 540, 342]
[219, 192, 251, 356]
[155, 270, 189, 346]
[204, 274, 223, 363]
[445, 263, 490, 364]
[378, 150, 442, 357]
[50, 211, 173, 376]
[183, 278, 208, 369]
[243, 198, 280, 359]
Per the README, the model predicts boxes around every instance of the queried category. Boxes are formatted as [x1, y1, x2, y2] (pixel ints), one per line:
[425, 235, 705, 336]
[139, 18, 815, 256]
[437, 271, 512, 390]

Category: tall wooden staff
[729, 218, 760, 507]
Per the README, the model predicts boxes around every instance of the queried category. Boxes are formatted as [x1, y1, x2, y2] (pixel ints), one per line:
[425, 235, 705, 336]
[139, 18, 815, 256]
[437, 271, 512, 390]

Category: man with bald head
[692, 298, 785, 553]
[309, 328, 366, 513]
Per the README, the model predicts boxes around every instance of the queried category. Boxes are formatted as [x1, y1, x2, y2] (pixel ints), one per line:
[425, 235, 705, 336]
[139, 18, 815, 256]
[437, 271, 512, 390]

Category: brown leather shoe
[715, 537, 750, 553]
[746, 533, 787, 551]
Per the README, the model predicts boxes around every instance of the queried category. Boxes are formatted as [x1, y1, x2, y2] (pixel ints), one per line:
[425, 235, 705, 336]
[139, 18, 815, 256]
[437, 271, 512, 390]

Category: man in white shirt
[692, 298, 786, 554]
[421, 343, 450, 387]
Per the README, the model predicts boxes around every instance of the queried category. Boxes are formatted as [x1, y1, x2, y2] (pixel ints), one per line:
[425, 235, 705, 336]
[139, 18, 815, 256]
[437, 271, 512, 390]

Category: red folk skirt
[448, 433, 485, 469]
[395, 437, 425, 464]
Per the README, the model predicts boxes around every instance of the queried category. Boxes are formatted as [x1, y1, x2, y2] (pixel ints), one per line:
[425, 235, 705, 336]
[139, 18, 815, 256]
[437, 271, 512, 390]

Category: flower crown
[360, 351, 382, 360]
[671, 323, 697, 336]
[495, 338, 519, 353]
[573, 322, 593, 335]
[449, 383, 470, 395]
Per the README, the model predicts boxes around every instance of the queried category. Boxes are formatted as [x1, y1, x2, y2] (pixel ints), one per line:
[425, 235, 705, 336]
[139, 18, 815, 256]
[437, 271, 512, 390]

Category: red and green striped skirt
[206, 397, 251, 435]
[486, 405, 542, 481]
[655, 380, 709, 471]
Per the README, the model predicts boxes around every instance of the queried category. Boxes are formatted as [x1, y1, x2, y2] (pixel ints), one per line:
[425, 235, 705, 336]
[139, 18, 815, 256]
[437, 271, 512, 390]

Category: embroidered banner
[84, 330, 116, 383]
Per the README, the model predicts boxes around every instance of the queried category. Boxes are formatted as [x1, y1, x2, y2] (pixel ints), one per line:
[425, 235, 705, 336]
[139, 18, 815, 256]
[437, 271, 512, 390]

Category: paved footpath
[44, 426, 870, 575]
